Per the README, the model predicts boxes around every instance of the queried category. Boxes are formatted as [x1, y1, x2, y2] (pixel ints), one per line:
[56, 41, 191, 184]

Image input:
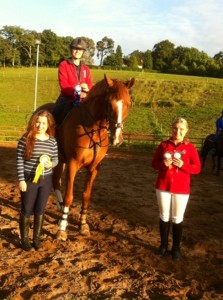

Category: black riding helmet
[70, 38, 87, 50]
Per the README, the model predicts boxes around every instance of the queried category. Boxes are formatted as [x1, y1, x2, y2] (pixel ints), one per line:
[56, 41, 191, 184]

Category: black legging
[21, 174, 52, 217]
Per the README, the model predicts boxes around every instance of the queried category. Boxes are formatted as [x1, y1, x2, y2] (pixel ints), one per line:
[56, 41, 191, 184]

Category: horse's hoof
[56, 230, 67, 241]
[80, 223, 90, 236]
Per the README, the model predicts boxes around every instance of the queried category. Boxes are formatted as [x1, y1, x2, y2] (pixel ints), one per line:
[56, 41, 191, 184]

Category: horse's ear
[126, 78, 135, 89]
[104, 74, 114, 87]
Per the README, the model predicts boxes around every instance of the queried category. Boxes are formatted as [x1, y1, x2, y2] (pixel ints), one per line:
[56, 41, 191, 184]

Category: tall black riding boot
[172, 222, 183, 260]
[157, 219, 170, 256]
[33, 214, 44, 250]
[19, 215, 32, 251]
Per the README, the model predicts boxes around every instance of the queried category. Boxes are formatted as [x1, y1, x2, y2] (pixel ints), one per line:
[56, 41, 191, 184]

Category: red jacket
[152, 139, 201, 194]
[58, 59, 93, 99]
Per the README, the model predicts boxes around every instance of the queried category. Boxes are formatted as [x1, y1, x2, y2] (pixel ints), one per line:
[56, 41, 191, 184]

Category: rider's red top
[152, 139, 201, 194]
[58, 59, 93, 99]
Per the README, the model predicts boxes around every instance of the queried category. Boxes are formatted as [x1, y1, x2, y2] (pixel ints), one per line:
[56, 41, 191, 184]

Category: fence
[0, 126, 205, 150]
[122, 133, 205, 150]
[0, 126, 26, 143]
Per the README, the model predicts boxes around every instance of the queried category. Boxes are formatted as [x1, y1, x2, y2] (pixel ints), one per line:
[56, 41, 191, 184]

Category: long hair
[24, 110, 56, 159]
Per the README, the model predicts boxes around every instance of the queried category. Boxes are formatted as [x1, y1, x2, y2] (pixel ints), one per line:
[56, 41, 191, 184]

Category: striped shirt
[16, 135, 58, 182]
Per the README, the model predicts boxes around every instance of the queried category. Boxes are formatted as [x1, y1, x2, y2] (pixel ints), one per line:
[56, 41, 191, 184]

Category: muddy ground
[0, 144, 222, 300]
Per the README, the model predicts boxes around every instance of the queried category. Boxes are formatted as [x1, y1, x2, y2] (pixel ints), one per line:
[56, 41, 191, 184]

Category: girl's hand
[173, 158, 184, 168]
[44, 160, 52, 169]
[164, 158, 173, 167]
[19, 181, 27, 192]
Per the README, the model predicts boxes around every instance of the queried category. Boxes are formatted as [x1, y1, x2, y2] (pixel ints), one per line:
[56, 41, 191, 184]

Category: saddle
[52, 97, 80, 127]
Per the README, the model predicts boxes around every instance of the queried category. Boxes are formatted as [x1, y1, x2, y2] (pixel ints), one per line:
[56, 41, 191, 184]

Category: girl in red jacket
[54, 37, 93, 124]
[152, 117, 201, 260]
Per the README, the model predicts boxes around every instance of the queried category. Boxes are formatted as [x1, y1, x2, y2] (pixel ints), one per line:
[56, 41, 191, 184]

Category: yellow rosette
[32, 155, 51, 183]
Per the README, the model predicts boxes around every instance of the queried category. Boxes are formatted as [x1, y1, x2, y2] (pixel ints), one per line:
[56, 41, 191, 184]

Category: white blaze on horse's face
[113, 100, 123, 146]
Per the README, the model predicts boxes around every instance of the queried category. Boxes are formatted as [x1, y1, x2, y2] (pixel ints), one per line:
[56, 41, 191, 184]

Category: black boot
[172, 222, 183, 261]
[33, 214, 44, 250]
[157, 219, 170, 256]
[19, 215, 32, 251]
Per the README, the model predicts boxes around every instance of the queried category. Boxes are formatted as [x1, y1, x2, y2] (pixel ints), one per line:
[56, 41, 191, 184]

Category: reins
[73, 101, 109, 149]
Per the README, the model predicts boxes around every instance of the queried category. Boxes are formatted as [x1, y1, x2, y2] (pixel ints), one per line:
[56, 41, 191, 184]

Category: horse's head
[104, 75, 135, 146]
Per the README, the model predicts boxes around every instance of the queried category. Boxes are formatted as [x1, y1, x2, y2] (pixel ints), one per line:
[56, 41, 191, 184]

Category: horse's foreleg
[216, 155, 221, 176]
[57, 160, 78, 241]
[80, 166, 99, 236]
[212, 154, 216, 171]
[201, 155, 206, 169]
[53, 162, 65, 211]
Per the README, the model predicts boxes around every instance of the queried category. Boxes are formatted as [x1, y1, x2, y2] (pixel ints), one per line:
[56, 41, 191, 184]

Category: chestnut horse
[39, 75, 134, 240]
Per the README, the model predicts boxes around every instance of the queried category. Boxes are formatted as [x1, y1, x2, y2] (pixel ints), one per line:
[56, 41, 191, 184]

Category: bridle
[105, 93, 125, 131]
[74, 86, 127, 148]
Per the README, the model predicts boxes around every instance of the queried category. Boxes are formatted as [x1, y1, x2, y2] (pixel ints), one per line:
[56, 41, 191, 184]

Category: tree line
[1, 25, 223, 78]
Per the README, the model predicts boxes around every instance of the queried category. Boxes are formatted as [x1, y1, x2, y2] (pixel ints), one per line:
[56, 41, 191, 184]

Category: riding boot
[33, 214, 44, 250]
[157, 219, 170, 256]
[171, 222, 183, 261]
[19, 215, 32, 251]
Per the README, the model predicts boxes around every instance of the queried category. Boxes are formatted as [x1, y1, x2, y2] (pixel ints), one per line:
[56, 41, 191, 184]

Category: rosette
[33, 155, 51, 183]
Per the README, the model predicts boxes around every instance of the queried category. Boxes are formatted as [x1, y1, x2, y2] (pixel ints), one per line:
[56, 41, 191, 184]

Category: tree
[152, 40, 175, 72]
[0, 25, 24, 66]
[214, 51, 223, 62]
[104, 46, 123, 68]
[103, 54, 116, 66]
[143, 50, 153, 69]
[40, 29, 61, 66]
[96, 36, 114, 66]
[115, 45, 123, 67]
[129, 50, 144, 67]
[0, 36, 11, 67]
[82, 37, 95, 65]
[129, 55, 138, 69]
[19, 30, 39, 66]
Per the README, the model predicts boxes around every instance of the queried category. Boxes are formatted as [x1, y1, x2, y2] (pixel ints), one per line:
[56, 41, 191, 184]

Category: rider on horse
[215, 111, 223, 140]
[53, 37, 93, 125]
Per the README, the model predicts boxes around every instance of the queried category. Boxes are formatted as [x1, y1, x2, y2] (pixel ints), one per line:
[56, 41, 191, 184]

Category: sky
[0, 0, 223, 64]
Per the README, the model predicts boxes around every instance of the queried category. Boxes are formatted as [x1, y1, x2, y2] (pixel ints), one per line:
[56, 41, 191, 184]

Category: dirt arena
[0, 143, 222, 300]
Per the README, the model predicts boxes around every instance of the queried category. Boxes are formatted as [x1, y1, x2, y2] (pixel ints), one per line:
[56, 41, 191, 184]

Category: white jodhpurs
[156, 189, 189, 224]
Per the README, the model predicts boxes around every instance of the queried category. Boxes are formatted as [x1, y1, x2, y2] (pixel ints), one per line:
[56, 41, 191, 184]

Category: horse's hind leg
[53, 162, 65, 211]
[80, 166, 99, 236]
[57, 159, 78, 241]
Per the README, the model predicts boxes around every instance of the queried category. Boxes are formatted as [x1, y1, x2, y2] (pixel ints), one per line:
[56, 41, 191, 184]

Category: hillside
[0, 68, 223, 138]
[128, 78, 223, 137]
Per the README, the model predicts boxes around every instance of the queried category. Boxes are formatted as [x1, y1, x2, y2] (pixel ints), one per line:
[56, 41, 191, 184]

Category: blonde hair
[172, 117, 189, 130]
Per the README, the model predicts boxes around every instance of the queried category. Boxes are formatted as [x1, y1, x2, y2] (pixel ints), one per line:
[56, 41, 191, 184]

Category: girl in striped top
[16, 110, 58, 251]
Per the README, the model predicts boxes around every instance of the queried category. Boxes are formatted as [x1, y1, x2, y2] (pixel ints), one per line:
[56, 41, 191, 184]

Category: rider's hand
[81, 83, 89, 92]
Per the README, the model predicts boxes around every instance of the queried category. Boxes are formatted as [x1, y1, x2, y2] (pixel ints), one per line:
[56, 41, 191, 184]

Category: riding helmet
[70, 38, 87, 50]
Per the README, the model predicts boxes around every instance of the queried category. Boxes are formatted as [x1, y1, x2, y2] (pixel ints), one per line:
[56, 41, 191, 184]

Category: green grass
[0, 67, 223, 139]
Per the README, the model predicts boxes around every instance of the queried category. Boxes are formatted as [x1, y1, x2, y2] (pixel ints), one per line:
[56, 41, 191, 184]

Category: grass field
[0, 67, 223, 139]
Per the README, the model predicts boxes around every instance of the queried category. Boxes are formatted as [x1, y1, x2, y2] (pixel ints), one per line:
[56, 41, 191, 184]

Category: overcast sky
[1, 0, 222, 64]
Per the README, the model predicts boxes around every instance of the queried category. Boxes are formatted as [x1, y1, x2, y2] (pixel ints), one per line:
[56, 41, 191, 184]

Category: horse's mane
[85, 78, 131, 106]
[86, 79, 108, 99]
